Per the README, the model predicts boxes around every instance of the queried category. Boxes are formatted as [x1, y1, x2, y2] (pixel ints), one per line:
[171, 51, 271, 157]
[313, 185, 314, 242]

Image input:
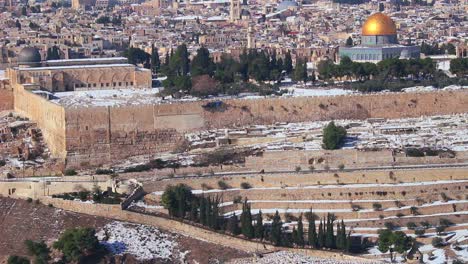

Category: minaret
[247, 25, 255, 49]
[230, 0, 241, 22]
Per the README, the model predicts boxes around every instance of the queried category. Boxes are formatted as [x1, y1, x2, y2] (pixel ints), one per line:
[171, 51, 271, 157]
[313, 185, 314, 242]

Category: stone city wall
[0, 86, 13, 111]
[64, 90, 468, 167]
[12, 89, 468, 167]
[13, 87, 67, 159]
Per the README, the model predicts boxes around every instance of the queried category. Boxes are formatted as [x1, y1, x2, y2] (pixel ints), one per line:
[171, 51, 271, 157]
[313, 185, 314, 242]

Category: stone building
[7, 47, 151, 92]
[339, 13, 420, 63]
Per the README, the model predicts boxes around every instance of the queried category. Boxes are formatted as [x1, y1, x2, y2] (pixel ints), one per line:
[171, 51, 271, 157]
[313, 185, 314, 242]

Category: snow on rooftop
[17, 63, 135, 71]
[45, 57, 127, 63]
[51, 88, 161, 108]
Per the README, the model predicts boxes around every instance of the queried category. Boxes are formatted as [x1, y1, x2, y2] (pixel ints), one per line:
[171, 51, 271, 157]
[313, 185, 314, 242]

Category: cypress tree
[277, 57, 284, 73]
[206, 197, 212, 227]
[292, 227, 298, 247]
[318, 219, 324, 248]
[336, 222, 342, 250]
[308, 217, 318, 248]
[271, 211, 282, 246]
[346, 233, 351, 252]
[341, 220, 347, 251]
[151, 44, 160, 74]
[199, 197, 207, 225]
[297, 214, 305, 248]
[240, 199, 254, 239]
[254, 210, 264, 239]
[227, 213, 240, 235]
[284, 51, 293, 75]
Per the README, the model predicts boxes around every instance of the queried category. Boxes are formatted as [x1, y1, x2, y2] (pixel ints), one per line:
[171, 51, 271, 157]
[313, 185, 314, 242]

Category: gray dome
[277, 0, 298, 11]
[18, 47, 42, 66]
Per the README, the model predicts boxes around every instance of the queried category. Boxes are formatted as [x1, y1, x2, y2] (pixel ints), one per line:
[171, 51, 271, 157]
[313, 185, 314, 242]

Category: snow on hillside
[230, 251, 381, 264]
[96, 221, 183, 261]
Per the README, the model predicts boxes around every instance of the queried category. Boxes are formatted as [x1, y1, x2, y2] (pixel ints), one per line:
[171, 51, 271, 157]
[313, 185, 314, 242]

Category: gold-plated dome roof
[362, 13, 397, 36]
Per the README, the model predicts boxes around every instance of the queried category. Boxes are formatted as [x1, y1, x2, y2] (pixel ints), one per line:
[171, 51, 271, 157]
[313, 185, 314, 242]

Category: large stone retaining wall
[12, 88, 468, 167]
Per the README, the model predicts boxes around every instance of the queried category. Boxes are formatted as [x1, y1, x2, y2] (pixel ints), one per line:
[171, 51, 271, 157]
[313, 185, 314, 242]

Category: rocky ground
[0, 196, 250, 263]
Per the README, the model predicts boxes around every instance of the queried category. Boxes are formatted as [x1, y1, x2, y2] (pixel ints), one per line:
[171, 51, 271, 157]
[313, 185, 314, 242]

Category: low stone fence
[38, 197, 372, 261]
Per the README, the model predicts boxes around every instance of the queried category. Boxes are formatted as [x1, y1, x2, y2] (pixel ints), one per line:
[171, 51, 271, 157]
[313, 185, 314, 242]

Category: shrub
[405, 148, 425, 157]
[439, 218, 453, 227]
[440, 192, 450, 202]
[240, 182, 252, 189]
[0, 160, 6, 167]
[48, 204, 53, 208]
[7, 256, 30, 264]
[64, 169, 77, 176]
[420, 221, 431, 228]
[338, 164, 345, 171]
[414, 228, 425, 237]
[431, 237, 444, 248]
[309, 165, 315, 171]
[322, 121, 347, 150]
[218, 180, 230, 190]
[26, 198, 33, 203]
[436, 225, 446, 235]
[372, 203, 383, 211]
[410, 206, 419, 215]
[95, 169, 113, 175]
[396, 213, 405, 218]
[53, 228, 104, 263]
[351, 204, 362, 211]
[232, 196, 242, 204]
[384, 222, 395, 230]
[295, 166, 301, 172]
[406, 222, 417, 230]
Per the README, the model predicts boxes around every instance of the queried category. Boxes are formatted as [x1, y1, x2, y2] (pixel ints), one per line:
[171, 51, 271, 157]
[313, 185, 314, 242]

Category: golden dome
[362, 13, 397, 36]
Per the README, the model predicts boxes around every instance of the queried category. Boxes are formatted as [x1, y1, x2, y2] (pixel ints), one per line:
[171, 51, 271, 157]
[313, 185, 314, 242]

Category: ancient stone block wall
[0, 87, 13, 111]
[13, 87, 67, 159]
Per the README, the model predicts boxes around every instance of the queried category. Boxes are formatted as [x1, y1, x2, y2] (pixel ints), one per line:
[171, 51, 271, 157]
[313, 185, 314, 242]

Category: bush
[232, 196, 242, 204]
[295, 166, 301, 172]
[217, 180, 230, 190]
[26, 198, 33, 203]
[240, 182, 252, 189]
[351, 204, 362, 211]
[322, 121, 347, 150]
[384, 222, 395, 230]
[161, 184, 193, 218]
[431, 237, 444, 248]
[406, 222, 417, 230]
[373, 203, 383, 211]
[439, 218, 453, 227]
[7, 256, 30, 264]
[405, 148, 425, 157]
[53, 228, 104, 263]
[414, 228, 425, 237]
[64, 169, 77, 176]
[338, 164, 345, 171]
[95, 169, 114, 175]
[420, 221, 431, 228]
[436, 225, 446, 235]
[25, 240, 49, 264]
[396, 213, 405, 218]
[309, 165, 315, 171]
[0, 160, 6, 167]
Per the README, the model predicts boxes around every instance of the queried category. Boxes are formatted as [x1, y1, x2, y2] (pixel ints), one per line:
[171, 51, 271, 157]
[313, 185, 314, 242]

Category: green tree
[346, 37, 353, 47]
[284, 51, 293, 75]
[296, 214, 305, 247]
[15, 20, 21, 30]
[123, 47, 150, 65]
[53, 228, 104, 264]
[378, 229, 413, 261]
[7, 256, 30, 264]
[227, 213, 240, 235]
[293, 59, 308, 83]
[317, 219, 324, 248]
[322, 121, 347, 150]
[240, 199, 254, 239]
[254, 210, 264, 239]
[24, 240, 49, 264]
[191, 47, 214, 77]
[450, 58, 468, 77]
[308, 216, 318, 248]
[161, 184, 193, 218]
[270, 210, 282, 246]
[151, 44, 160, 74]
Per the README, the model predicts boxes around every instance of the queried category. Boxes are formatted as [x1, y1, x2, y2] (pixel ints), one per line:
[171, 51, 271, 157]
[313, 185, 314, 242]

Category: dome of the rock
[362, 13, 397, 36]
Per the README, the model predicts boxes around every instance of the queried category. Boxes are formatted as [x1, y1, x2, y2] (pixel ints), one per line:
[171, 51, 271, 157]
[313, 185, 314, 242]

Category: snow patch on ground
[230, 251, 381, 264]
[96, 221, 178, 261]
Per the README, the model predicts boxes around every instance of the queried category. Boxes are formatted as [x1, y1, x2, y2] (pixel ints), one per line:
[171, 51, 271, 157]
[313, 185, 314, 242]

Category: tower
[230, 0, 241, 22]
[247, 25, 255, 49]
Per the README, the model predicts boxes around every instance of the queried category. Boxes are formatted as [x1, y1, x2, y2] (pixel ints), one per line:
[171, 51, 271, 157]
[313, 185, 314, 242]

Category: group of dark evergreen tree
[8, 228, 105, 264]
[161, 184, 356, 252]
[124, 44, 297, 97]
